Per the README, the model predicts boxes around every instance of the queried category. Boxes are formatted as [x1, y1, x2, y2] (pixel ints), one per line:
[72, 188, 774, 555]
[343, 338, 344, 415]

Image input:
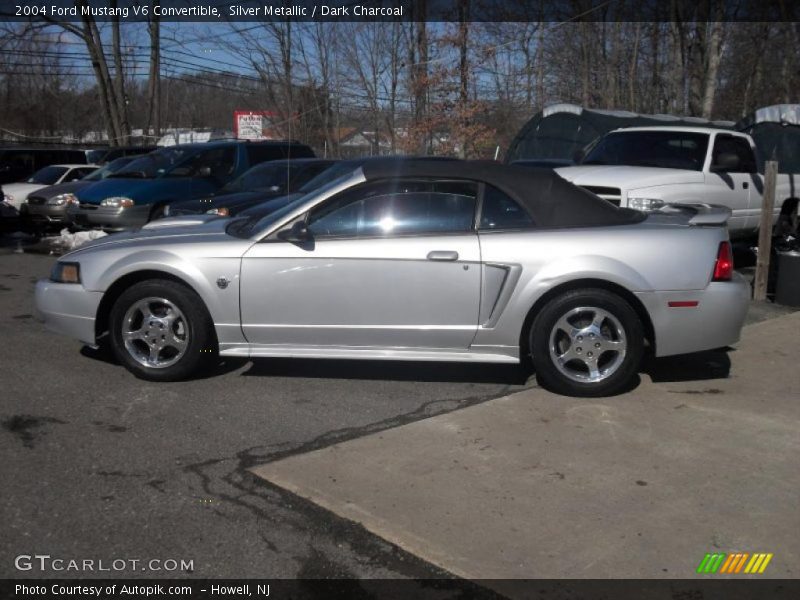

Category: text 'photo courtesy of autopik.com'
[1, 0, 800, 599]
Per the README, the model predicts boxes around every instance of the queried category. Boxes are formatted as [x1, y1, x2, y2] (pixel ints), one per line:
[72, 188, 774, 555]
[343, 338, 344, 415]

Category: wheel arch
[95, 270, 204, 342]
[517, 278, 656, 359]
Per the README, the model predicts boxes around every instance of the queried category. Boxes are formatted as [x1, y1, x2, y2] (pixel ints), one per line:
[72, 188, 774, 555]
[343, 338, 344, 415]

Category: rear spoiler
[653, 203, 732, 226]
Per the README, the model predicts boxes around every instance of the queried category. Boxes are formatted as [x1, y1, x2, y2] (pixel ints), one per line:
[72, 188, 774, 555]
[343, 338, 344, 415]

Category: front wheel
[109, 279, 218, 381]
[529, 289, 644, 397]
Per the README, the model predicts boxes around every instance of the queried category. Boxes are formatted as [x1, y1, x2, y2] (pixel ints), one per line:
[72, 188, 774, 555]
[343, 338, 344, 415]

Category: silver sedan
[34, 160, 749, 396]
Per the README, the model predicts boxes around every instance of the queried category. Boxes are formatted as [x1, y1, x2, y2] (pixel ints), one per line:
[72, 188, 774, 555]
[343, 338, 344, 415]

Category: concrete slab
[252, 313, 800, 580]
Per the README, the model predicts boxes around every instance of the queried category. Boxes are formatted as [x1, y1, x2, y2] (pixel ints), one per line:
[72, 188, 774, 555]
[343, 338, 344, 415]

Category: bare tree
[144, 3, 161, 139]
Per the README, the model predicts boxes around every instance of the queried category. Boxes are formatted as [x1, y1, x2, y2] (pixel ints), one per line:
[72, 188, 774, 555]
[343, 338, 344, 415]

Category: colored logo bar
[697, 552, 773, 574]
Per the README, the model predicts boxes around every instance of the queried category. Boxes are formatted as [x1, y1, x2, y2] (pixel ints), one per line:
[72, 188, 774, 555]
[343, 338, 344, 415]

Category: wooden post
[753, 160, 779, 301]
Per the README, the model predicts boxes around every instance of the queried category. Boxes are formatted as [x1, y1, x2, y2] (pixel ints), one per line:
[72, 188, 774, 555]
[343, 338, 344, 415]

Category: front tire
[529, 289, 644, 397]
[109, 279, 218, 381]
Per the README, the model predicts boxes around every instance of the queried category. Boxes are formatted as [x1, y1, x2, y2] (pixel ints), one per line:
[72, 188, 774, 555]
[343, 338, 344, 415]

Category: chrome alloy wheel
[121, 297, 188, 369]
[547, 306, 627, 383]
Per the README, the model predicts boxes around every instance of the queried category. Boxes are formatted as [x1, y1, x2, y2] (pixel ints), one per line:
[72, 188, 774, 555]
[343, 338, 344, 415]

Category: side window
[479, 185, 535, 230]
[246, 145, 285, 166]
[174, 147, 237, 179]
[307, 180, 478, 238]
[286, 144, 315, 159]
[712, 135, 757, 173]
[73, 167, 97, 179]
[295, 163, 331, 185]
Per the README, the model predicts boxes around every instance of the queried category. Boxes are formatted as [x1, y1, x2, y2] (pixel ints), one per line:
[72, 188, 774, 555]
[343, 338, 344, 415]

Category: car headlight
[628, 197, 665, 211]
[50, 261, 81, 284]
[206, 207, 229, 216]
[47, 193, 77, 206]
[100, 196, 134, 208]
[4, 194, 14, 204]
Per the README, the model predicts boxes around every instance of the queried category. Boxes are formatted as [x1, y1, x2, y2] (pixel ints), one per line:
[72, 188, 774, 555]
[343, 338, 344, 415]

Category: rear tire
[774, 200, 798, 238]
[529, 288, 644, 397]
[108, 279, 218, 381]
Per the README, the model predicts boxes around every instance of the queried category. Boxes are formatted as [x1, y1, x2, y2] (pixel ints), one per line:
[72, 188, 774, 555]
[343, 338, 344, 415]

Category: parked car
[35, 160, 749, 397]
[0, 147, 98, 184]
[162, 158, 335, 218]
[557, 126, 799, 239]
[65, 140, 314, 232]
[21, 156, 140, 231]
[3, 164, 99, 210]
[236, 155, 461, 220]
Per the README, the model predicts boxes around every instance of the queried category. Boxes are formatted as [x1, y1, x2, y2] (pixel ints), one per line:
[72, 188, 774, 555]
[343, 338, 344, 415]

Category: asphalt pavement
[0, 252, 531, 583]
[255, 312, 800, 583]
[1, 248, 796, 588]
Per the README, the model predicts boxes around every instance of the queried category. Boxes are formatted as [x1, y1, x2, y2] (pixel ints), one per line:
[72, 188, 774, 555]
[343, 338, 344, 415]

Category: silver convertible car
[35, 159, 749, 396]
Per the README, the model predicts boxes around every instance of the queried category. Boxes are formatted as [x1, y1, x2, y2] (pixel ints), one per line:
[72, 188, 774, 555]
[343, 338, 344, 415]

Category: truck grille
[580, 186, 622, 206]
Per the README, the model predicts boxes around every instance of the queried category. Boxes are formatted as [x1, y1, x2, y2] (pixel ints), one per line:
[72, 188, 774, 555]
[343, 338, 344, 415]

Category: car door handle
[427, 250, 459, 262]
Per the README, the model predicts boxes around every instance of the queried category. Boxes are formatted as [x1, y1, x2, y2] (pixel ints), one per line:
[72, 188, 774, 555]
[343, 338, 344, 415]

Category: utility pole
[753, 159, 779, 301]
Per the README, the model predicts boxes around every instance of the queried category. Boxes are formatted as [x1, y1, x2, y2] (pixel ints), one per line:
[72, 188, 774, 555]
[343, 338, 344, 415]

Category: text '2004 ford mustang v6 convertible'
[35, 159, 749, 396]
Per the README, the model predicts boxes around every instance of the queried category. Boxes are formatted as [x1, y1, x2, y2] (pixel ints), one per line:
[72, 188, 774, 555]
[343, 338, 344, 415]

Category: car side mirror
[277, 221, 312, 243]
[711, 152, 740, 172]
[198, 166, 213, 177]
[572, 149, 585, 164]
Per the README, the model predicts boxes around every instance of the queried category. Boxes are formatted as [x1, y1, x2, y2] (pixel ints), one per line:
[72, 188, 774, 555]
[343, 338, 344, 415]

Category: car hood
[27, 181, 90, 200]
[4, 182, 45, 206]
[169, 190, 266, 212]
[555, 165, 705, 188]
[63, 215, 234, 257]
[75, 177, 190, 204]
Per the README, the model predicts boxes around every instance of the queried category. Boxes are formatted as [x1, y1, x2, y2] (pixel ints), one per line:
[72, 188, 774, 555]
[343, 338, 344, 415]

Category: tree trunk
[536, 6, 545, 110]
[79, 6, 124, 145]
[111, 4, 130, 145]
[145, 9, 161, 140]
[412, 0, 428, 154]
[700, 1, 725, 119]
[458, 0, 469, 158]
[628, 22, 642, 110]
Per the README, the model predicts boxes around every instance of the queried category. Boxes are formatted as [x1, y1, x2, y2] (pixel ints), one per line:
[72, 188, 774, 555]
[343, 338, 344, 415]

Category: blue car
[66, 140, 314, 231]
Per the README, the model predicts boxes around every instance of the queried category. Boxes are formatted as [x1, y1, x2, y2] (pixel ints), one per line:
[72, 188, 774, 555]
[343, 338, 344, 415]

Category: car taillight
[712, 241, 733, 281]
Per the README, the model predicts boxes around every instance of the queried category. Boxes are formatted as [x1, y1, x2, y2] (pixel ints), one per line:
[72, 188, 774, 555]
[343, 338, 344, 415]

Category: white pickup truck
[556, 126, 799, 239]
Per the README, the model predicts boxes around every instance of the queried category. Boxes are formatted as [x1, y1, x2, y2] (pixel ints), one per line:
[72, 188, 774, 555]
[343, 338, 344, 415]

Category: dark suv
[66, 140, 314, 231]
[0, 147, 97, 184]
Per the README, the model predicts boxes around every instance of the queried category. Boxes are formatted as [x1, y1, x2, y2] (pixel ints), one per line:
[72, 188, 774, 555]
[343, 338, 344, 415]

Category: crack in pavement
[177, 387, 528, 587]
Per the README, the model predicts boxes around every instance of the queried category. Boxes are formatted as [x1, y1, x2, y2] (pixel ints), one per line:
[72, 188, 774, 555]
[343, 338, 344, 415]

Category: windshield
[27, 166, 68, 185]
[86, 149, 107, 163]
[111, 146, 196, 178]
[83, 156, 136, 181]
[228, 172, 355, 239]
[582, 131, 709, 171]
[222, 162, 290, 193]
[296, 161, 360, 193]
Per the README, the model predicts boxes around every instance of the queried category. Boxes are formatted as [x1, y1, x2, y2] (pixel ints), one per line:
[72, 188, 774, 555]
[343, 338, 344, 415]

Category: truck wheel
[774, 200, 798, 238]
[529, 289, 644, 397]
[108, 279, 218, 381]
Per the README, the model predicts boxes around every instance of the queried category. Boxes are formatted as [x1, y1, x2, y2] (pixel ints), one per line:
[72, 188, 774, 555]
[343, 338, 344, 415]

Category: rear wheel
[529, 289, 644, 397]
[774, 200, 799, 238]
[109, 279, 217, 381]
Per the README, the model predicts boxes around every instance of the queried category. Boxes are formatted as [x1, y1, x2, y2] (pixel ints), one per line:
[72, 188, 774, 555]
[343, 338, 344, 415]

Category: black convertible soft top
[361, 158, 645, 229]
